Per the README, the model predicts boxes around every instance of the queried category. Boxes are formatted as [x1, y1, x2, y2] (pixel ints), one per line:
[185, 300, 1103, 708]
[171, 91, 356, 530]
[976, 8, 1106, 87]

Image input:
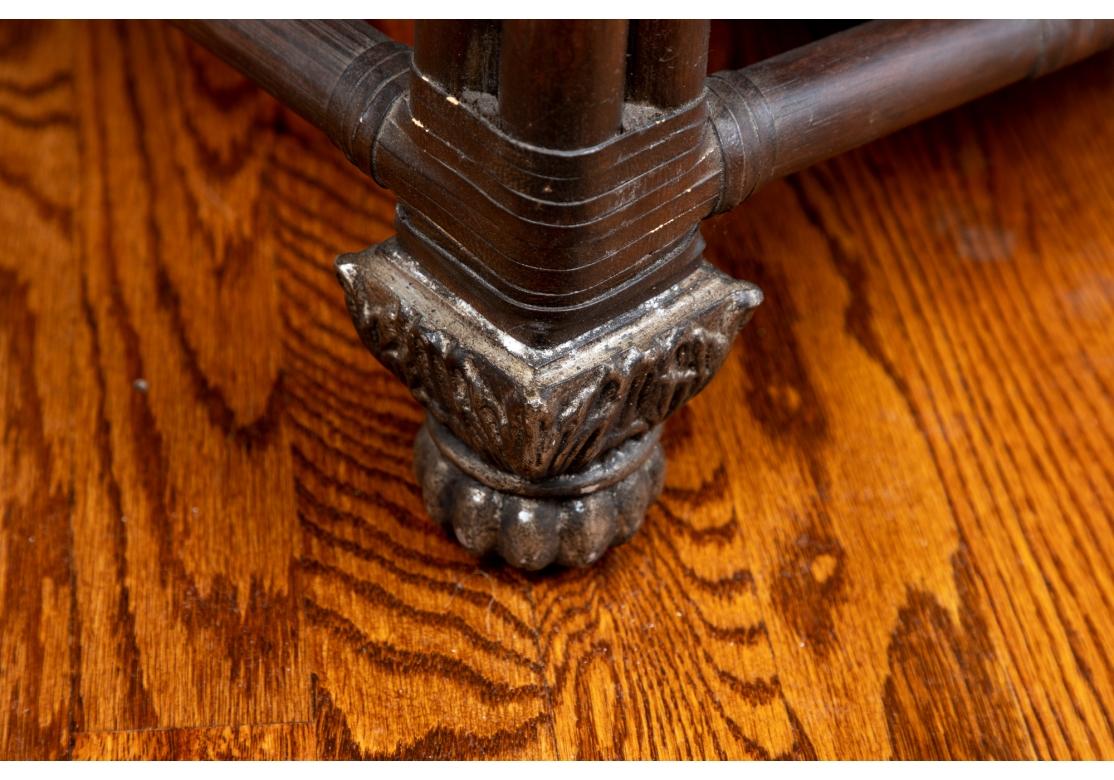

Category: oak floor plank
[71, 723, 317, 760]
[0, 21, 1111, 759]
[70, 21, 308, 732]
[0, 20, 81, 760]
[698, 53, 1114, 758]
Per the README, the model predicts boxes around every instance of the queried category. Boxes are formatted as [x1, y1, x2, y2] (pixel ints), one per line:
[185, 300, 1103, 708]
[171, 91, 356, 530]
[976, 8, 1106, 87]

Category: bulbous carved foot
[415, 420, 665, 569]
[336, 239, 761, 569]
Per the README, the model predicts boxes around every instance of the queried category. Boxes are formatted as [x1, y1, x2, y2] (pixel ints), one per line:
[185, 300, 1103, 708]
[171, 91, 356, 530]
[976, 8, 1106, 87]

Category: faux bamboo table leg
[180, 19, 1114, 569]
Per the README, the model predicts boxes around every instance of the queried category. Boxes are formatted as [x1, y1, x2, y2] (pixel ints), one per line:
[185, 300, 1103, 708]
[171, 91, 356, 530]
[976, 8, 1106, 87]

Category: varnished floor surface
[1, 21, 1113, 759]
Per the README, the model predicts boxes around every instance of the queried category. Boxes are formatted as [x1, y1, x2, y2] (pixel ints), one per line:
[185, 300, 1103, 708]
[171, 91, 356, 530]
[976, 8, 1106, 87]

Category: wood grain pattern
[1, 20, 1112, 759]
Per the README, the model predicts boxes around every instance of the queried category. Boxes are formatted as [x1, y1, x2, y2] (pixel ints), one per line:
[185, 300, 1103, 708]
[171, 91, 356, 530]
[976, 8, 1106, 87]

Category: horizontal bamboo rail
[176, 20, 410, 174]
[706, 19, 1114, 210]
[180, 20, 1114, 209]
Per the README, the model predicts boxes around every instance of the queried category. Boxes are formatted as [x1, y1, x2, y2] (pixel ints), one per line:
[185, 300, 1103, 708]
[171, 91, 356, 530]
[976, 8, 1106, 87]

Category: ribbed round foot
[414, 420, 665, 570]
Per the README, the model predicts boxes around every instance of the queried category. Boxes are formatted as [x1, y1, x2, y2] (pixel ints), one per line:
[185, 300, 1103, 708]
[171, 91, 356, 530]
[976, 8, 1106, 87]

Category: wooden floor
[1, 20, 1113, 760]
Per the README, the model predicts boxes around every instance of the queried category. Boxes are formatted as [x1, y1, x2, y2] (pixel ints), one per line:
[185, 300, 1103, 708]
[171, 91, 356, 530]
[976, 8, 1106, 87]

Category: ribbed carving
[415, 422, 666, 570]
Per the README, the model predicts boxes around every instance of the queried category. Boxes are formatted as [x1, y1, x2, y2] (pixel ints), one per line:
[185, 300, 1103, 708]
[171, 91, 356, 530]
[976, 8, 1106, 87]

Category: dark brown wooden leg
[180, 19, 1114, 569]
[337, 20, 759, 568]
